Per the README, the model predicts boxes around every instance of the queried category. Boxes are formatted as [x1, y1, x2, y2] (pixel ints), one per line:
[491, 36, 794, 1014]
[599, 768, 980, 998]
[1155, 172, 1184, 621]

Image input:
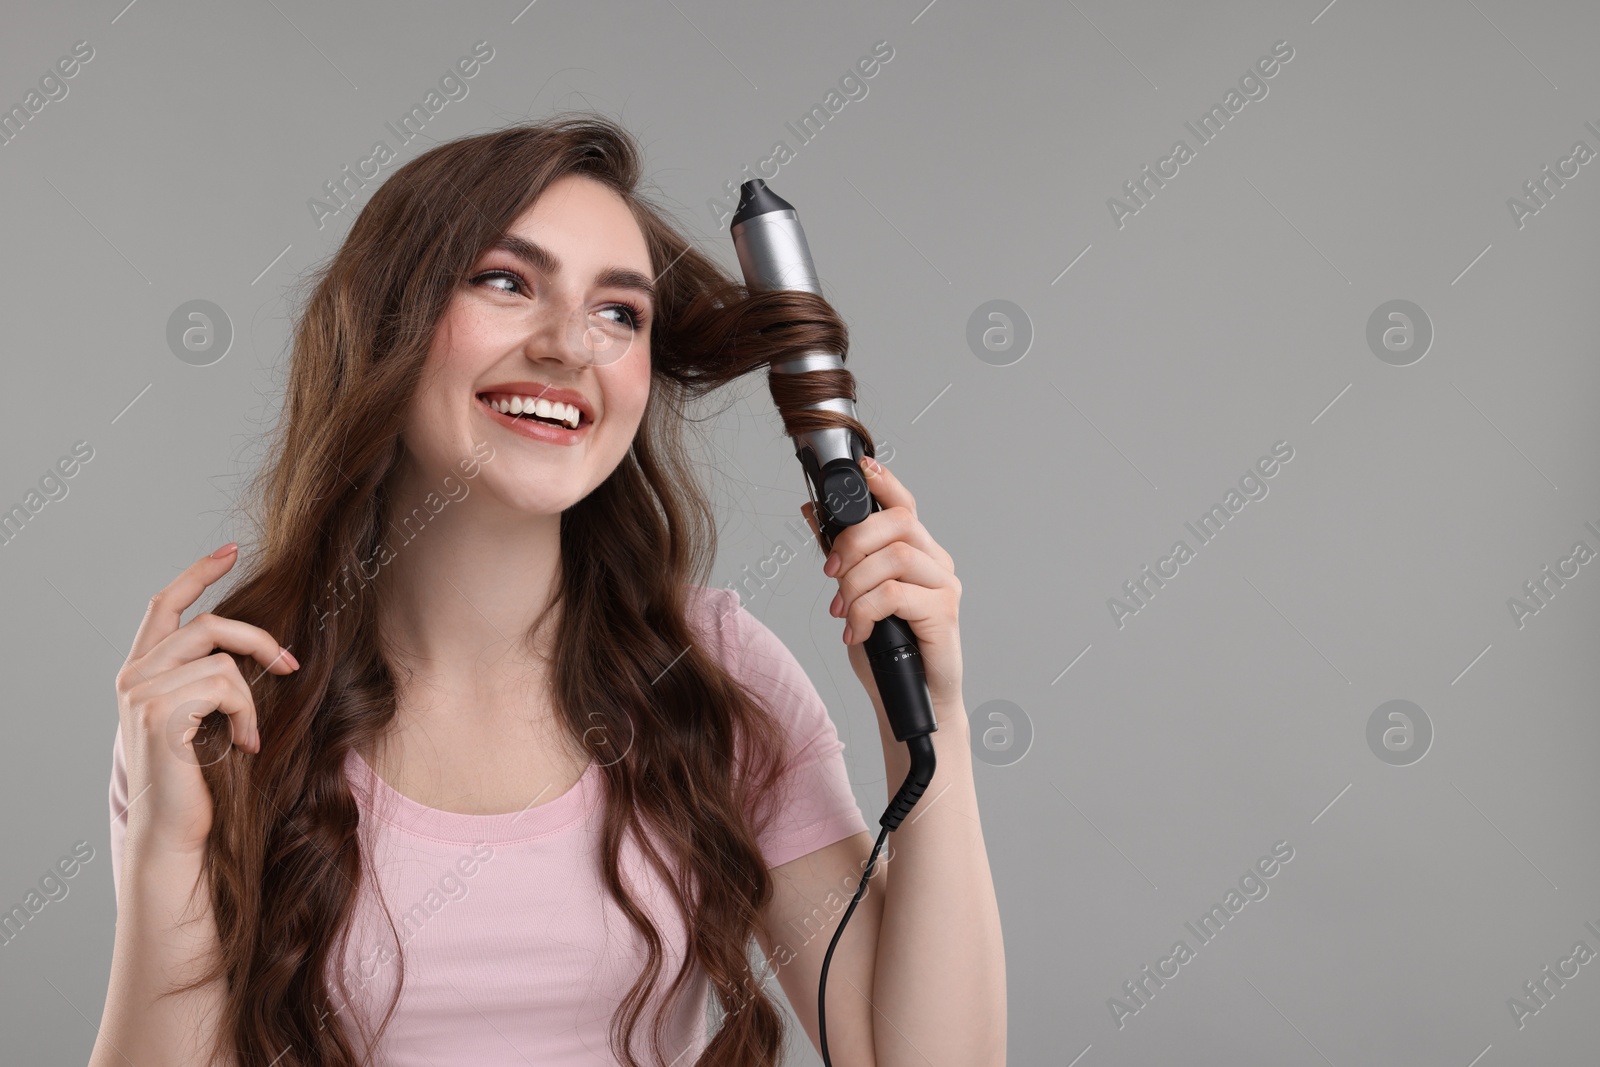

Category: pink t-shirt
[109, 585, 870, 1065]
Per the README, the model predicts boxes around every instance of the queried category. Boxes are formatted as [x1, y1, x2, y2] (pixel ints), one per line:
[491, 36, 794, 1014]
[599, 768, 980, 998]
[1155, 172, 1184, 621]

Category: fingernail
[824, 553, 840, 576]
[860, 455, 879, 473]
[211, 542, 238, 558]
[281, 647, 300, 670]
[830, 591, 843, 616]
[842, 624, 853, 643]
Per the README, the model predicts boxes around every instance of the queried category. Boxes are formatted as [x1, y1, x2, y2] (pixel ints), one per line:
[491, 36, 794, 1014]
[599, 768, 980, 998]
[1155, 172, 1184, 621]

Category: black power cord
[818, 733, 936, 1066]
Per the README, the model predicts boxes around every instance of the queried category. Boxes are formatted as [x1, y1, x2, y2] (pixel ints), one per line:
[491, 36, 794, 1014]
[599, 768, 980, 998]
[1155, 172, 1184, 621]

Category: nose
[519, 291, 639, 371]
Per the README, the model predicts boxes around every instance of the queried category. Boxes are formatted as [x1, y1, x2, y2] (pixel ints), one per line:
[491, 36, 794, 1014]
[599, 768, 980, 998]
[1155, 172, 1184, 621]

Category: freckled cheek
[426, 340, 501, 420]
[437, 323, 501, 377]
[596, 354, 652, 428]
[632, 340, 655, 393]
[433, 300, 516, 369]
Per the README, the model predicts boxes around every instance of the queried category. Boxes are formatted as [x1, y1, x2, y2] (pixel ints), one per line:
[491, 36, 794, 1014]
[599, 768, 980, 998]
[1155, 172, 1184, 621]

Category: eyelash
[471, 269, 647, 329]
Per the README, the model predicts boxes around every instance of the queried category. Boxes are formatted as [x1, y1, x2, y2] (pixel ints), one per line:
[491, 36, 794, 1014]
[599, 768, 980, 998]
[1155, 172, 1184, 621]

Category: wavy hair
[179, 114, 877, 1066]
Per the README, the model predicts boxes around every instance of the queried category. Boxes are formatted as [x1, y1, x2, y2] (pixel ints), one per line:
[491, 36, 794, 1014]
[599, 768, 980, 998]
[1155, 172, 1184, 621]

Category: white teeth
[485, 394, 583, 429]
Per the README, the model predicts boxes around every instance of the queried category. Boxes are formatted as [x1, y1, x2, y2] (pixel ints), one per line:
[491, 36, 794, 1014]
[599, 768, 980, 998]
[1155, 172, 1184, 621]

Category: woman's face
[402, 172, 655, 517]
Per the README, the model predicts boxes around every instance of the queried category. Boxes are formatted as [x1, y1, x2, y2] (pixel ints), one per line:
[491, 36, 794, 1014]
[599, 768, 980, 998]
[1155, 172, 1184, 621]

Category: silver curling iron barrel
[731, 176, 938, 1067]
[729, 178, 938, 830]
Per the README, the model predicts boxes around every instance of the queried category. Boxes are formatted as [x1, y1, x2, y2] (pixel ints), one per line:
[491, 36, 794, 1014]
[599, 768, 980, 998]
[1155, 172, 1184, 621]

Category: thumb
[800, 501, 829, 555]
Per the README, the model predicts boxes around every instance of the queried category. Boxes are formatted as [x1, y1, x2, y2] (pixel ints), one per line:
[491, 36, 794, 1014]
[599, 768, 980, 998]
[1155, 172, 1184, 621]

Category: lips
[475, 394, 593, 446]
[474, 381, 595, 426]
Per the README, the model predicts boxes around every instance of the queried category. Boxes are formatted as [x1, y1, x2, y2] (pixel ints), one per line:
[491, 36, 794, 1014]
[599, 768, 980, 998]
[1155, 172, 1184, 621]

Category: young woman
[93, 115, 1004, 1067]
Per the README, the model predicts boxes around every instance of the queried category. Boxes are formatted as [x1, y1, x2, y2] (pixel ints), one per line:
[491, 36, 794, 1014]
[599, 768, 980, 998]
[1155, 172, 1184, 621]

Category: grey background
[2, 0, 1596, 1063]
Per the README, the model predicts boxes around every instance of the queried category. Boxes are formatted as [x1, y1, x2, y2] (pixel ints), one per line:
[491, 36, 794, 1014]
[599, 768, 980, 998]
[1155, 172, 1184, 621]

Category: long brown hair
[179, 115, 878, 1066]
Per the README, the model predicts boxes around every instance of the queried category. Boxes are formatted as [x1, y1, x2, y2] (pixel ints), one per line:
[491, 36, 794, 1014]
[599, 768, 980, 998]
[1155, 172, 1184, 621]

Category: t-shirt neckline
[344, 747, 602, 846]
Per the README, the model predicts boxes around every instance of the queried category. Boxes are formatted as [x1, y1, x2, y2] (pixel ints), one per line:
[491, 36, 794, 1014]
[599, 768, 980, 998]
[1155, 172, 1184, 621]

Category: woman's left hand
[802, 454, 965, 713]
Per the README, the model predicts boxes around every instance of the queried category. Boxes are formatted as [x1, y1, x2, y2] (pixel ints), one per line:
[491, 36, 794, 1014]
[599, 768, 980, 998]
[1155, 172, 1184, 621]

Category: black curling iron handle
[866, 618, 938, 831]
[857, 557, 938, 831]
[814, 456, 938, 830]
[863, 613, 937, 741]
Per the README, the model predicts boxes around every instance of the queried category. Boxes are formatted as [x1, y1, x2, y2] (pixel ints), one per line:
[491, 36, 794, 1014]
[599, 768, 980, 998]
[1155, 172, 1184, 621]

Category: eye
[471, 269, 527, 296]
[599, 302, 646, 330]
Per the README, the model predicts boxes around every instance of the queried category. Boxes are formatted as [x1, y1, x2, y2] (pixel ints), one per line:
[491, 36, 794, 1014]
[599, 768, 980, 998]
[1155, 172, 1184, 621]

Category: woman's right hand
[114, 543, 300, 857]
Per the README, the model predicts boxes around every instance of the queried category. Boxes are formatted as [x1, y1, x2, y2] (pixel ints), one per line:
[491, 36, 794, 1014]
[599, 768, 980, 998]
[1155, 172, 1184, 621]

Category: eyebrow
[490, 234, 657, 306]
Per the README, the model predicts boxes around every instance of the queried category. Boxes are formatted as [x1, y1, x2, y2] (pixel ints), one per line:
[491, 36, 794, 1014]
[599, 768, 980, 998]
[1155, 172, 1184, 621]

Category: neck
[374, 462, 564, 698]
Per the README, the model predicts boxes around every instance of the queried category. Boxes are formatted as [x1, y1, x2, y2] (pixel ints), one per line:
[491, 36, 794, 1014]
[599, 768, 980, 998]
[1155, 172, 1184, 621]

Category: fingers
[129, 543, 242, 663]
[829, 541, 961, 628]
[122, 544, 299, 698]
[838, 577, 958, 647]
[821, 504, 952, 579]
[800, 500, 833, 555]
[134, 649, 249, 700]
[142, 611, 299, 679]
[125, 651, 261, 753]
[857, 454, 914, 517]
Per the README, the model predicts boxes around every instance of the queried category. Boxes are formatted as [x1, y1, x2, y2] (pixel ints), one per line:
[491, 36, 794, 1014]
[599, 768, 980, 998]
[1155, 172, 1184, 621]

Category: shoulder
[682, 584, 839, 757]
[682, 589, 869, 869]
[682, 585, 803, 691]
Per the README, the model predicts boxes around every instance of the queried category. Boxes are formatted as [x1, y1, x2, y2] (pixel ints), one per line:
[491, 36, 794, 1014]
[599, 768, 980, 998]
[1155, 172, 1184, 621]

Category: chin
[488, 483, 584, 518]
[473, 460, 592, 511]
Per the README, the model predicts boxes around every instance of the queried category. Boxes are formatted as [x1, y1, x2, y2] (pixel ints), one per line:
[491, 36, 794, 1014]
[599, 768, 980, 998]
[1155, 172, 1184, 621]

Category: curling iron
[730, 178, 937, 1066]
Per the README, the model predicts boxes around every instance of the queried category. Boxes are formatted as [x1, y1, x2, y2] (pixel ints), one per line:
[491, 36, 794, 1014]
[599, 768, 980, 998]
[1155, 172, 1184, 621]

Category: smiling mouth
[475, 392, 589, 430]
